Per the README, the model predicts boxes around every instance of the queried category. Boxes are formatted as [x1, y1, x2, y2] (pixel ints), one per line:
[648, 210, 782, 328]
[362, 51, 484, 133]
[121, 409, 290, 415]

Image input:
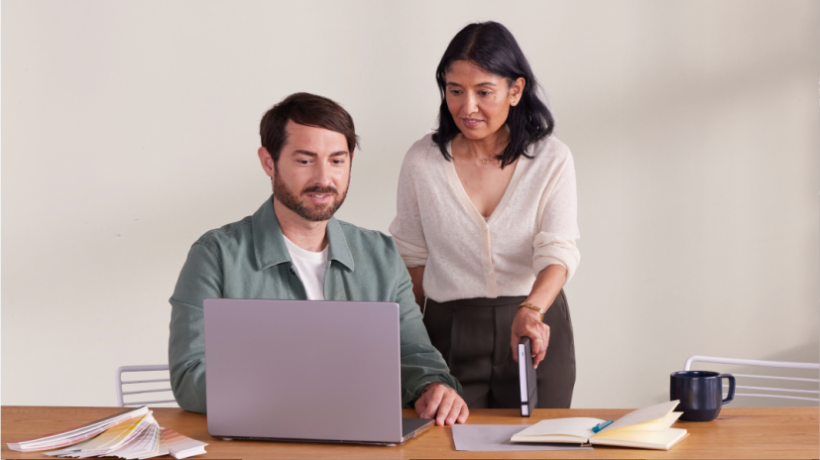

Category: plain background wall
[3, 0, 818, 409]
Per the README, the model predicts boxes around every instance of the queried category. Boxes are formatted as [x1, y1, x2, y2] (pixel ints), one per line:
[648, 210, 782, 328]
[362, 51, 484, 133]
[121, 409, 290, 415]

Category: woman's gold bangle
[517, 302, 545, 319]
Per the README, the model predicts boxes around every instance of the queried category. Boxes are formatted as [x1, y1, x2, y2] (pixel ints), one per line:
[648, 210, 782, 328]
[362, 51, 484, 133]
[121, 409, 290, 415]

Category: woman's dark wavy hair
[432, 22, 554, 168]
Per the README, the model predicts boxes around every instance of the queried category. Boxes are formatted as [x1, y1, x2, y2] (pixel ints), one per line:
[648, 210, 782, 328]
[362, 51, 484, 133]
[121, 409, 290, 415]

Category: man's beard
[273, 169, 348, 222]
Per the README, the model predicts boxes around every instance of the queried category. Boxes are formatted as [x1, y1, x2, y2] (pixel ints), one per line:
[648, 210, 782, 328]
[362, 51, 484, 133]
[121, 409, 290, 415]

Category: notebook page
[591, 427, 689, 450]
[598, 400, 679, 433]
[512, 417, 603, 441]
[618, 411, 682, 431]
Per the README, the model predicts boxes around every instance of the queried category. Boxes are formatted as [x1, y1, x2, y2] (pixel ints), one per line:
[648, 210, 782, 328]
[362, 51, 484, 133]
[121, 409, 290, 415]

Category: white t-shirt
[283, 235, 329, 301]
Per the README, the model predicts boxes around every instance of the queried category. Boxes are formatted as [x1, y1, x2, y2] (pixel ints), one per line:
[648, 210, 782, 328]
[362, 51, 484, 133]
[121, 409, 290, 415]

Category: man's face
[268, 120, 352, 222]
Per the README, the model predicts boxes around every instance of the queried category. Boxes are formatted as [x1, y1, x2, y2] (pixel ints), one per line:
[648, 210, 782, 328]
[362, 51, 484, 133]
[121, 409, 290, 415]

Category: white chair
[115, 365, 177, 407]
[684, 355, 819, 403]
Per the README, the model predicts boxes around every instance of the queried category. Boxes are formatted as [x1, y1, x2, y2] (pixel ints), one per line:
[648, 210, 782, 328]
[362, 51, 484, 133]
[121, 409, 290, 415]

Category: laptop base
[216, 417, 434, 447]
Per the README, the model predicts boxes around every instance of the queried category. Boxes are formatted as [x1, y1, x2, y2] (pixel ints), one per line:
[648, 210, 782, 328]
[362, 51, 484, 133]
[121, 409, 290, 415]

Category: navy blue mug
[670, 371, 735, 422]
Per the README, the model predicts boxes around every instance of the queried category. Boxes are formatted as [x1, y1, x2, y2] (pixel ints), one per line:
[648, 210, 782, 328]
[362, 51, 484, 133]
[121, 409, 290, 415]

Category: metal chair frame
[115, 364, 177, 407]
[684, 355, 819, 403]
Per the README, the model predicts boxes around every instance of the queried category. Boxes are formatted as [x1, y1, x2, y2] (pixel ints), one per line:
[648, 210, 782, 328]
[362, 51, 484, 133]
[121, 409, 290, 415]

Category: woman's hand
[510, 307, 550, 368]
[512, 264, 566, 368]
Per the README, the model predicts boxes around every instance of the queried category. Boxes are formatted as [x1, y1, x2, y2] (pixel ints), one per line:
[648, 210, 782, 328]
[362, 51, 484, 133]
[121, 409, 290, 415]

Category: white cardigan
[389, 134, 580, 303]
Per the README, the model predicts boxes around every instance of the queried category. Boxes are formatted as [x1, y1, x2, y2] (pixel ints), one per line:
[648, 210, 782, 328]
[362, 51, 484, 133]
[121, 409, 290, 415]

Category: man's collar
[252, 195, 355, 272]
[325, 216, 355, 272]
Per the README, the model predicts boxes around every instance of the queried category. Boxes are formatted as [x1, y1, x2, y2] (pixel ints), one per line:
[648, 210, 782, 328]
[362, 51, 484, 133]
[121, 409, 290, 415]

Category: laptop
[203, 298, 433, 446]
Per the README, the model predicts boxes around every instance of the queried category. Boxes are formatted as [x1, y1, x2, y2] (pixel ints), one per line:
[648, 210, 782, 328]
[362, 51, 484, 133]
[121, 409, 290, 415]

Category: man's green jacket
[168, 196, 461, 413]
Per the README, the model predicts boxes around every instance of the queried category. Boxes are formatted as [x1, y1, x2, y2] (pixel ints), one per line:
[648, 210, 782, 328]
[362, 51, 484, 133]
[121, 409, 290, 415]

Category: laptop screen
[204, 299, 404, 443]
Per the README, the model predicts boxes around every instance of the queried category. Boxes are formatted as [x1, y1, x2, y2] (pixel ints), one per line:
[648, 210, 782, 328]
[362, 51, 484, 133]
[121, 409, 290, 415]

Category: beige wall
[3, 0, 818, 408]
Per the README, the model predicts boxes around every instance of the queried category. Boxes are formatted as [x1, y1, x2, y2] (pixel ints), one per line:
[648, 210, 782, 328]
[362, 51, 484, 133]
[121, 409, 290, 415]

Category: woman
[389, 21, 580, 409]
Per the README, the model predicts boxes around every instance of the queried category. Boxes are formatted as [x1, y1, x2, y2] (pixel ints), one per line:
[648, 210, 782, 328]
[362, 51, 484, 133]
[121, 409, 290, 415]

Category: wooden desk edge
[3, 406, 818, 459]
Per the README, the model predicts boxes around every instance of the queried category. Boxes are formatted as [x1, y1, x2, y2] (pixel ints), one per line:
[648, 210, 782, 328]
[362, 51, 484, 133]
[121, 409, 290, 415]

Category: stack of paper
[7, 406, 207, 459]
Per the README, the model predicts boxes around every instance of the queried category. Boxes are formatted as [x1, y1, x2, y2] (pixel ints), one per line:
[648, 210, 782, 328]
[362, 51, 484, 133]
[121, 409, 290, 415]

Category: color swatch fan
[7, 406, 207, 459]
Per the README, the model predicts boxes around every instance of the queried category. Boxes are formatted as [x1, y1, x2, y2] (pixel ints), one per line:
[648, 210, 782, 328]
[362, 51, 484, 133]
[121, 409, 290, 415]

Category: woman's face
[444, 60, 525, 142]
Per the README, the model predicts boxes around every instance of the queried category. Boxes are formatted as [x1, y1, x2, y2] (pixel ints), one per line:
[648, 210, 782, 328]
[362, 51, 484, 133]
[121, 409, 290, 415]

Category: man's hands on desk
[415, 382, 469, 426]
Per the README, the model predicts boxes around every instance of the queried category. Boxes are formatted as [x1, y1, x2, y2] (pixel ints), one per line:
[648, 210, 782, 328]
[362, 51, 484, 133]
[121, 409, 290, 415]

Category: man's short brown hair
[260, 92, 359, 163]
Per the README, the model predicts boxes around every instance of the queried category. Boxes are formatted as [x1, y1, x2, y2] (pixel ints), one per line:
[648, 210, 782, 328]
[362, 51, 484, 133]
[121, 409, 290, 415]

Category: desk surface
[2, 406, 818, 459]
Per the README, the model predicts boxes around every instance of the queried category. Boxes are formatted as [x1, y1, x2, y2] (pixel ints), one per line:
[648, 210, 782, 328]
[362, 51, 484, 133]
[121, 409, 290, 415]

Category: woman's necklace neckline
[456, 136, 502, 166]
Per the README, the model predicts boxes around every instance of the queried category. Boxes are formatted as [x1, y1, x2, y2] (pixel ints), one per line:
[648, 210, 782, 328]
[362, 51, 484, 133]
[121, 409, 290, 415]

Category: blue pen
[592, 419, 613, 433]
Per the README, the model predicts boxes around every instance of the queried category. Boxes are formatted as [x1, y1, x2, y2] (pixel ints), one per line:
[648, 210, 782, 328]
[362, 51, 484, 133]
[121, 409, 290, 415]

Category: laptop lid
[203, 299, 404, 444]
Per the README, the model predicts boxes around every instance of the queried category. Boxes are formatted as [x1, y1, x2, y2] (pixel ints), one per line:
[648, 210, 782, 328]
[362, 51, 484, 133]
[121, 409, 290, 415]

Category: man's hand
[511, 307, 550, 368]
[414, 382, 469, 426]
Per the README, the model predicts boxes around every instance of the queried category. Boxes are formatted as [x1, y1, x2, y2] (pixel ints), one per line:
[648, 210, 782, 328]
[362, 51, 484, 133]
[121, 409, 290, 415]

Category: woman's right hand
[510, 307, 550, 368]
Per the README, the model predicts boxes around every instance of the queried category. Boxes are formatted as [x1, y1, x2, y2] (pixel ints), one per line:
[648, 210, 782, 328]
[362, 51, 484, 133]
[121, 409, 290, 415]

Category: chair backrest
[115, 365, 177, 407]
[684, 355, 819, 404]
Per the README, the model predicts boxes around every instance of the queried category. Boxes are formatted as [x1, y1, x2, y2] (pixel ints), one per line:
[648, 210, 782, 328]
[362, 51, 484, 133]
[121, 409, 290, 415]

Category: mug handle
[720, 374, 735, 404]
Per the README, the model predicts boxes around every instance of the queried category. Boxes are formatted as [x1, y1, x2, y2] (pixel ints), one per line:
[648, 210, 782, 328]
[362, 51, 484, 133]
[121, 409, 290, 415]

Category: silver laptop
[203, 298, 433, 446]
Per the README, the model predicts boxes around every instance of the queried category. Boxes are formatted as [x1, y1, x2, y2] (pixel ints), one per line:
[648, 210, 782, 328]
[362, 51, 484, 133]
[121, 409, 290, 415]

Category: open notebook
[510, 400, 688, 451]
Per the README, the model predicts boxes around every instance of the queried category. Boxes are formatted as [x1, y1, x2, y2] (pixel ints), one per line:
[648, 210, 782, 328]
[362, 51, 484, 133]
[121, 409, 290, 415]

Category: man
[168, 92, 469, 426]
